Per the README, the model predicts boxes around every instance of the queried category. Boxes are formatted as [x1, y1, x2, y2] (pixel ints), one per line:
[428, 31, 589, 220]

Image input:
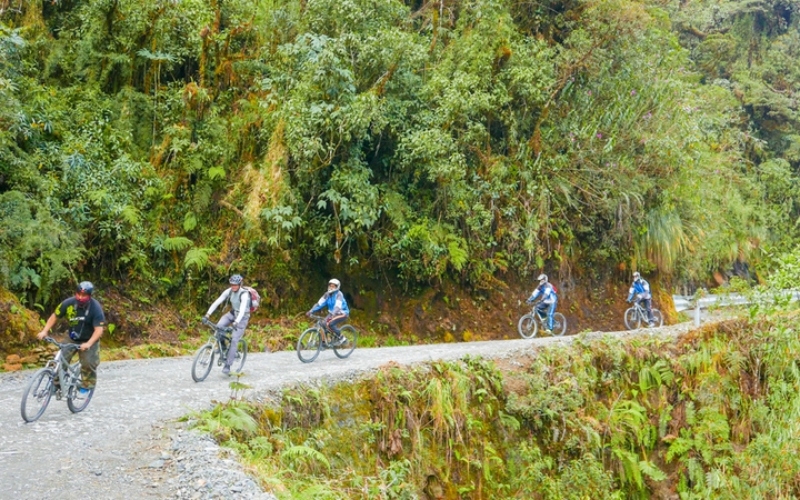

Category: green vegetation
[2, 0, 800, 314]
[194, 312, 800, 498]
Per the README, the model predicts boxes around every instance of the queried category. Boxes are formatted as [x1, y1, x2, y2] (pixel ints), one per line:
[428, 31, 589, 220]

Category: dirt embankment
[1, 275, 677, 364]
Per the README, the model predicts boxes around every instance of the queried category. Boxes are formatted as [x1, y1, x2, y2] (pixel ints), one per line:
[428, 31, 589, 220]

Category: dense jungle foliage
[2, 0, 800, 312]
[197, 311, 800, 499]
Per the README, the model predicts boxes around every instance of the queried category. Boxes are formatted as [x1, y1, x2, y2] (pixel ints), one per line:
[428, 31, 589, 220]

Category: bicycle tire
[191, 344, 215, 382]
[333, 325, 358, 359]
[21, 368, 55, 423]
[297, 327, 322, 363]
[551, 312, 567, 336]
[517, 314, 538, 339]
[232, 339, 248, 373]
[67, 362, 94, 413]
[652, 309, 663, 327]
[623, 307, 640, 330]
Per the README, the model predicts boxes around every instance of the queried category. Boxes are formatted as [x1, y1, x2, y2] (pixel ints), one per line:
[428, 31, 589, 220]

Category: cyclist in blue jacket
[627, 271, 655, 326]
[526, 274, 558, 334]
[307, 278, 349, 346]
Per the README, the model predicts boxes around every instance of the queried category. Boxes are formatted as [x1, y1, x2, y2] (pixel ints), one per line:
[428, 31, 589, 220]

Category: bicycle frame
[46, 339, 81, 398]
[201, 317, 234, 356]
[310, 315, 334, 341]
[633, 302, 648, 321]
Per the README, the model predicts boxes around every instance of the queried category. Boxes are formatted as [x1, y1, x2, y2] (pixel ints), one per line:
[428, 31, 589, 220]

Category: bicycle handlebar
[201, 317, 233, 333]
[43, 336, 81, 351]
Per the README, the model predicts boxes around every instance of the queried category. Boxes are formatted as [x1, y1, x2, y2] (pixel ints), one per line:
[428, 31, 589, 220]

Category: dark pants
[65, 343, 99, 390]
[637, 298, 655, 323]
[326, 314, 347, 335]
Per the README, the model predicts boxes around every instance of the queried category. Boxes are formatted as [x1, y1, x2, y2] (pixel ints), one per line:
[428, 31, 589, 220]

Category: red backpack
[242, 286, 261, 312]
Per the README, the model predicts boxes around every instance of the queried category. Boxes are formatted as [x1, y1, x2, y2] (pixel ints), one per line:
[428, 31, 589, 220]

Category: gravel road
[0, 323, 696, 499]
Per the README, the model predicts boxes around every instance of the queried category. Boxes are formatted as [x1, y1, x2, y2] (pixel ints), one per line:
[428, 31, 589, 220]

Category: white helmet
[633, 271, 641, 281]
[328, 278, 341, 291]
[537, 274, 548, 284]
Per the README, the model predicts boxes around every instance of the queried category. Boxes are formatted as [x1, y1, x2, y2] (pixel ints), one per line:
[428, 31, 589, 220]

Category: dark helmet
[76, 281, 94, 295]
[76, 281, 94, 305]
[229, 274, 244, 286]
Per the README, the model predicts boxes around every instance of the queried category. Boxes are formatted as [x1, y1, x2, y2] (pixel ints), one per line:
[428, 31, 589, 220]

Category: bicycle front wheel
[191, 343, 215, 382]
[652, 309, 664, 327]
[232, 339, 248, 373]
[333, 325, 358, 359]
[67, 363, 94, 413]
[551, 312, 567, 336]
[21, 368, 55, 423]
[517, 314, 538, 339]
[623, 307, 640, 330]
[297, 328, 322, 363]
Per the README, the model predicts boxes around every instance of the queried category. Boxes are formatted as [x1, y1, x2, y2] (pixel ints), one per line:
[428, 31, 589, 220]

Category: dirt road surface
[0, 324, 694, 499]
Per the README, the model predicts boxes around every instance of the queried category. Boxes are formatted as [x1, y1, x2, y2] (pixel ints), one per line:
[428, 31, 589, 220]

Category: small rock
[148, 459, 165, 469]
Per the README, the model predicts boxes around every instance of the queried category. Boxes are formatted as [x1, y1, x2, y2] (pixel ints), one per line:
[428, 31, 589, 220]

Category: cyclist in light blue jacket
[307, 278, 350, 346]
[627, 271, 655, 326]
[526, 274, 558, 333]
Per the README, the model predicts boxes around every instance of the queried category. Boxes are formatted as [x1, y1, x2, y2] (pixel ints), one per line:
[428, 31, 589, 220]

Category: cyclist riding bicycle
[306, 278, 349, 347]
[526, 274, 558, 334]
[36, 281, 106, 394]
[204, 274, 251, 375]
[627, 271, 655, 327]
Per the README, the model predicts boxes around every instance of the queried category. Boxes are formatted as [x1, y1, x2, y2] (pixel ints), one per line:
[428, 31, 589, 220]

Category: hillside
[2, 0, 800, 336]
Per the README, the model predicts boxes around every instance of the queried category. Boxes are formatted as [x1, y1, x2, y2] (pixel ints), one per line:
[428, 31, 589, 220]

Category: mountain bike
[517, 305, 567, 338]
[191, 317, 248, 382]
[296, 314, 357, 363]
[20, 337, 94, 423]
[624, 301, 664, 330]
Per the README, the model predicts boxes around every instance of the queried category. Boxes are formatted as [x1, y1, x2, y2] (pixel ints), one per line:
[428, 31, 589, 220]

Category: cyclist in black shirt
[37, 281, 107, 392]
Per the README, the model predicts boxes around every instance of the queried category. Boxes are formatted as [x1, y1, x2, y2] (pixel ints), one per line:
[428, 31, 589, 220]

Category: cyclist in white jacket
[204, 274, 250, 375]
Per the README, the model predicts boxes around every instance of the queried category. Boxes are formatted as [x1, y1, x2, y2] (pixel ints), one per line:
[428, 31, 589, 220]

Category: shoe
[332, 335, 347, 347]
[222, 365, 230, 375]
[544, 329, 552, 335]
[649, 322, 656, 327]
[78, 387, 90, 395]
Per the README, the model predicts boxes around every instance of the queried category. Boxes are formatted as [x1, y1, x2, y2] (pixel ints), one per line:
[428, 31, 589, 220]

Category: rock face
[0, 286, 41, 358]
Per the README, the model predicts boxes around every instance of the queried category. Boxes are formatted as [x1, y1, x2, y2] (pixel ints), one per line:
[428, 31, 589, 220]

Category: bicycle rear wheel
[551, 312, 567, 336]
[297, 327, 322, 363]
[232, 339, 248, 373]
[67, 363, 94, 413]
[623, 307, 640, 330]
[652, 309, 663, 327]
[191, 343, 215, 382]
[21, 368, 55, 423]
[517, 314, 538, 339]
[333, 325, 357, 359]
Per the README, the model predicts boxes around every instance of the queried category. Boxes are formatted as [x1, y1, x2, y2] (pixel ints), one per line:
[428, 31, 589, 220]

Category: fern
[281, 445, 331, 471]
[184, 247, 212, 271]
[162, 236, 193, 252]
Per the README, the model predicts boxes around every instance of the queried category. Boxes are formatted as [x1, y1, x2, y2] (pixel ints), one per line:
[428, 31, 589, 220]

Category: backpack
[242, 286, 261, 312]
[230, 286, 261, 313]
[550, 283, 558, 295]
